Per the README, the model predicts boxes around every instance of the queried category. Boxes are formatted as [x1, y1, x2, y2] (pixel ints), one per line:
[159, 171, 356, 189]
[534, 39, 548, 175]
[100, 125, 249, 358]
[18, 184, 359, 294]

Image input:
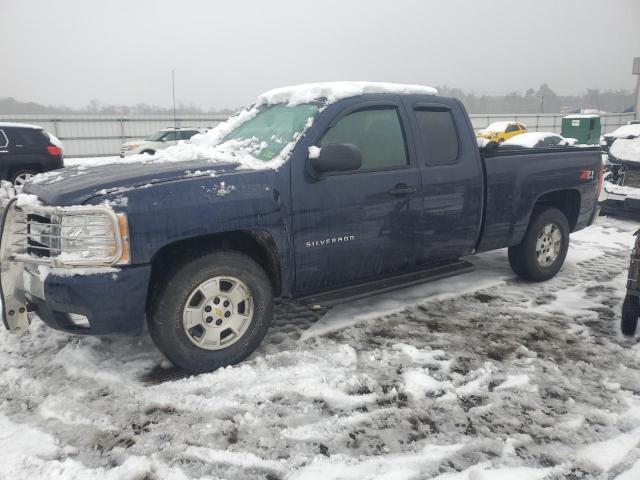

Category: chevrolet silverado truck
[0, 82, 603, 373]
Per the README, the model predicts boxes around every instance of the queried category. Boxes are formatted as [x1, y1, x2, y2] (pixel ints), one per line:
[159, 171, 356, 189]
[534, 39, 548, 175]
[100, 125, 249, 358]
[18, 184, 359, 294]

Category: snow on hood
[605, 124, 640, 139]
[610, 137, 640, 163]
[255, 81, 438, 106]
[479, 121, 511, 134]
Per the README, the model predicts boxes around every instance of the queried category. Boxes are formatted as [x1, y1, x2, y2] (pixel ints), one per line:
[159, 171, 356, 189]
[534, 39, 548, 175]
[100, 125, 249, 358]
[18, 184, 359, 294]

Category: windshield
[220, 103, 319, 161]
[146, 130, 168, 142]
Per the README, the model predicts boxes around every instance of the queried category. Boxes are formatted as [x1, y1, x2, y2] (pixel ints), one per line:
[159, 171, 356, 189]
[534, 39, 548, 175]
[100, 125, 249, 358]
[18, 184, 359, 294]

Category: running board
[297, 260, 476, 307]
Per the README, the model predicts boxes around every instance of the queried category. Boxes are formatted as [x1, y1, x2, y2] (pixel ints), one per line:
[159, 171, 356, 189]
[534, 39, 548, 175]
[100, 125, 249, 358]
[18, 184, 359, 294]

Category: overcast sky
[1, 0, 638, 110]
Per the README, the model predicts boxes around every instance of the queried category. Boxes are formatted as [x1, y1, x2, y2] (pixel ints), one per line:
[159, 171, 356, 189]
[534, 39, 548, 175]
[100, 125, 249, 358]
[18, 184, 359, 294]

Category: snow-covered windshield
[607, 124, 640, 139]
[219, 103, 319, 161]
[146, 131, 167, 142]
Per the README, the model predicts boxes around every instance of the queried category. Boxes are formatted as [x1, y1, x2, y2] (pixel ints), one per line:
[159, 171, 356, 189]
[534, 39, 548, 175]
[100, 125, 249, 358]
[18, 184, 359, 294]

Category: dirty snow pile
[1, 216, 640, 480]
[479, 122, 512, 133]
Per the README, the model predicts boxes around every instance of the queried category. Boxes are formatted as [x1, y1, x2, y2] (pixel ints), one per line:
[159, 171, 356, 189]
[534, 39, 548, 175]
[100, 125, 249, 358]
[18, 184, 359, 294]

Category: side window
[505, 124, 518, 133]
[162, 131, 179, 141]
[0, 130, 7, 148]
[414, 109, 460, 166]
[180, 130, 198, 140]
[14, 128, 47, 146]
[320, 107, 407, 171]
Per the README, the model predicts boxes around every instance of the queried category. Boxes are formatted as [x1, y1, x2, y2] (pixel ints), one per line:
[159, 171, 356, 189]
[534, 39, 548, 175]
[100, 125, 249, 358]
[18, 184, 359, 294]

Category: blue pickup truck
[0, 82, 603, 373]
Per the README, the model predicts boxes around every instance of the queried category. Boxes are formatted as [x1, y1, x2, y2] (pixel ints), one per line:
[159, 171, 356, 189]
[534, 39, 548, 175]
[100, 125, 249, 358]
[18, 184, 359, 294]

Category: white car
[600, 137, 640, 214]
[501, 132, 577, 148]
[601, 123, 640, 151]
[120, 128, 205, 157]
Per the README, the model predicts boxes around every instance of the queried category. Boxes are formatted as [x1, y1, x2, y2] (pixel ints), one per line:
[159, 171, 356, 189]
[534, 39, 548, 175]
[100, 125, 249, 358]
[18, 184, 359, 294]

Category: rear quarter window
[12, 128, 49, 146]
[414, 109, 460, 165]
[180, 130, 199, 140]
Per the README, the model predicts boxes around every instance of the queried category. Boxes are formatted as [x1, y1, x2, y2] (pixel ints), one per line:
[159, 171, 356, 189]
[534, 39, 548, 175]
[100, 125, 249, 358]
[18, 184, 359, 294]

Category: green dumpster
[561, 115, 601, 145]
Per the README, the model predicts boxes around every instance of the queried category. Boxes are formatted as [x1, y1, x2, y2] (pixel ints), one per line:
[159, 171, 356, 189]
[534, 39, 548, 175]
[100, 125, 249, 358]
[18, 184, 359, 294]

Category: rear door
[291, 98, 423, 293]
[405, 99, 484, 263]
[3, 127, 49, 175]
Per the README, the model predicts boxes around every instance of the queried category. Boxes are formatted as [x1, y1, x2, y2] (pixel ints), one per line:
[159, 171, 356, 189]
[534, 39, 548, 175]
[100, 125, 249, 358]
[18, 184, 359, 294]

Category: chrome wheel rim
[536, 223, 562, 268]
[182, 276, 253, 351]
[13, 173, 33, 186]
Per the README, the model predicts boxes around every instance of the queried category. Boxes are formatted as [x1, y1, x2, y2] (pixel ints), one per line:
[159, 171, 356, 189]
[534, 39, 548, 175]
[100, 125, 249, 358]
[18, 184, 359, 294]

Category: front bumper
[0, 188, 150, 336]
[22, 263, 150, 335]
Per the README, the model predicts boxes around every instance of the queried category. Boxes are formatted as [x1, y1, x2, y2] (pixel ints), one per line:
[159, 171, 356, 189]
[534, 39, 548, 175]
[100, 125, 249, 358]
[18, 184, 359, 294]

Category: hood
[24, 159, 242, 206]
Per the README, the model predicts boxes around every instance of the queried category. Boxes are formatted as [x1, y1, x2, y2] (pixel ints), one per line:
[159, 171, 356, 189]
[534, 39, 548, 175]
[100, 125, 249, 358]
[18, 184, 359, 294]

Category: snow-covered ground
[1, 163, 640, 478]
[0, 217, 638, 479]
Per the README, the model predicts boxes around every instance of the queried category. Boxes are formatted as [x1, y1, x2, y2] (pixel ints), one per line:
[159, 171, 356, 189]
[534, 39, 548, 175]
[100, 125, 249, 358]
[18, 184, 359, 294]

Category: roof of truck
[0, 122, 43, 130]
[256, 81, 438, 106]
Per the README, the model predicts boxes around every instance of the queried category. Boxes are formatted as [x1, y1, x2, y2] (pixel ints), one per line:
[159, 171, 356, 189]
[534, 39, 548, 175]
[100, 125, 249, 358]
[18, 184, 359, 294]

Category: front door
[291, 99, 423, 293]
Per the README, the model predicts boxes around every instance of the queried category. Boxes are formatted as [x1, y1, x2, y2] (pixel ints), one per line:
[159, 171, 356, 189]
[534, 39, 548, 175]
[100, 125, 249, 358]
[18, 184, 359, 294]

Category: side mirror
[309, 143, 362, 176]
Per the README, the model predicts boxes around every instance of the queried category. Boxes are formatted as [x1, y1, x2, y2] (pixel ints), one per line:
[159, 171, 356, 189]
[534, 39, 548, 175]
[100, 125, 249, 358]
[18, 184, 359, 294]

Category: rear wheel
[148, 251, 273, 373]
[11, 170, 37, 186]
[508, 206, 570, 282]
[622, 295, 640, 337]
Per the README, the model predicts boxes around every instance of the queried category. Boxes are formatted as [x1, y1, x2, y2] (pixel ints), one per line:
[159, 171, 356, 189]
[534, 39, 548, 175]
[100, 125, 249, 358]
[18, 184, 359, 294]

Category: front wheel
[148, 251, 274, 373]
[508, 206, 570, 282]
[622, 295, 640, 337]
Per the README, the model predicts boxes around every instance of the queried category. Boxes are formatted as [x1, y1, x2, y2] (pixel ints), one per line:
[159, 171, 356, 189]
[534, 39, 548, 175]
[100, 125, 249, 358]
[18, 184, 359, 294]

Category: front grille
[623, 169, 640, 189]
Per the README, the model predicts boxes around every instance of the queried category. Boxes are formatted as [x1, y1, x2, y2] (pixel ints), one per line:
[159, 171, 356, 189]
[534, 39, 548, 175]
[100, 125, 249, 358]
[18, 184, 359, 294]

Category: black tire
[622, 295, 640, 337]
[140, 149, 155, 155]
[11, 169, 38, 186]
[508, 206, 570, 282]
[498, 138, 504, 144]
[148, 251, 273, 373]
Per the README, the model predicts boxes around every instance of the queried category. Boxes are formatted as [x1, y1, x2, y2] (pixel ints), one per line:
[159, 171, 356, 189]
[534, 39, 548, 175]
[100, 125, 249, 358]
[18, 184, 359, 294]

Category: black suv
[0, 123, 64, 185]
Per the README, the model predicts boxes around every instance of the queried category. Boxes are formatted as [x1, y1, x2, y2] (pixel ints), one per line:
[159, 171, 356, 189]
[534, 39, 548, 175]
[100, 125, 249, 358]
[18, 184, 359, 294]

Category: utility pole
[634, 57, 640, 121]
[172, 69, 178, 129]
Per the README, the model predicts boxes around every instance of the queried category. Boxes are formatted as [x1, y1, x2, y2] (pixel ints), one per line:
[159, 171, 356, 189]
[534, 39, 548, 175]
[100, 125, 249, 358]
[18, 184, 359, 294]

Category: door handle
[388, 183, 417, 196]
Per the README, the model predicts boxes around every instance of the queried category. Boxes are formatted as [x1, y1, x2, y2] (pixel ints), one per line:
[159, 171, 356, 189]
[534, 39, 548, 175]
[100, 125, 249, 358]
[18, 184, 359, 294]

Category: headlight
[57, 212, 130, 265]
[125, 144, 141, 150]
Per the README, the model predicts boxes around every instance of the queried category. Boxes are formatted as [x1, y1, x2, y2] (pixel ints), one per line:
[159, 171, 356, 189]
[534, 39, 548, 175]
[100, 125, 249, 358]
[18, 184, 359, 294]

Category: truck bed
[477, 146, 602, 253]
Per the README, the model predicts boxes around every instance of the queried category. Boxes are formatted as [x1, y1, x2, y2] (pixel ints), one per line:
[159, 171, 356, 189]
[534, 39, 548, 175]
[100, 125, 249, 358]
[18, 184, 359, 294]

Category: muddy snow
[1, 215, 639, 480]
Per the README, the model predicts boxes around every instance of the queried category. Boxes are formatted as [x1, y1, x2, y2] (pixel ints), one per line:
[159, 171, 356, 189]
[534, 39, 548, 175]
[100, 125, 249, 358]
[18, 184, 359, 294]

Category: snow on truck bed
[1, 216, 640, 479]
